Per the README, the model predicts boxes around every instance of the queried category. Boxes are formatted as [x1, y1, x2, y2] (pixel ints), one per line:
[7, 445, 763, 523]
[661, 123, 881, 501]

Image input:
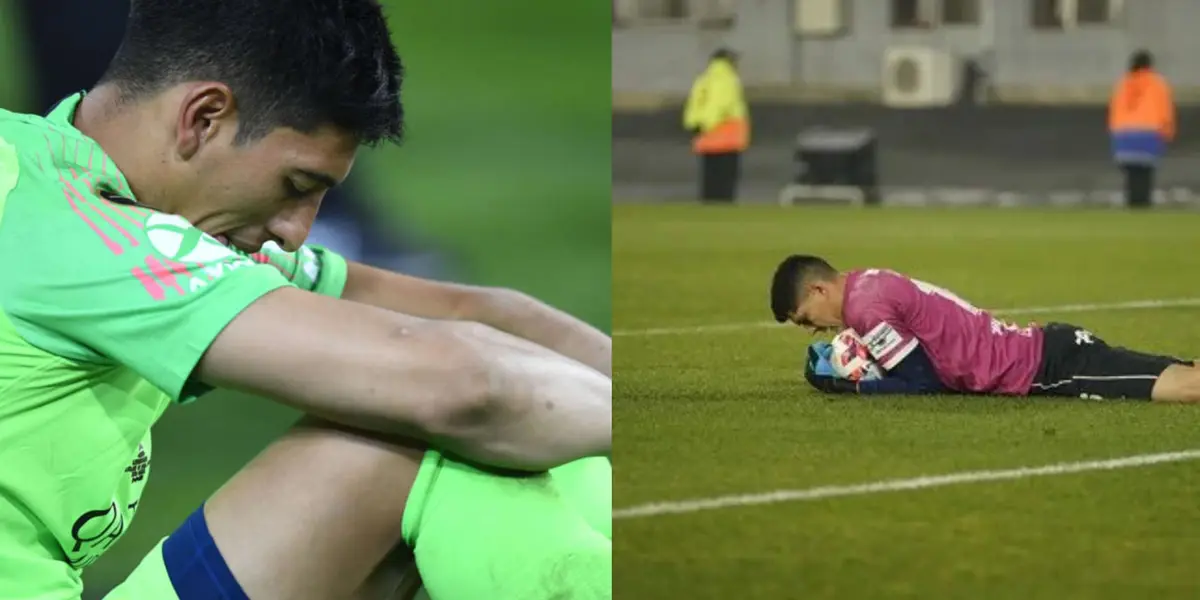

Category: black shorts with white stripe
[1029, 322, 1192, 401]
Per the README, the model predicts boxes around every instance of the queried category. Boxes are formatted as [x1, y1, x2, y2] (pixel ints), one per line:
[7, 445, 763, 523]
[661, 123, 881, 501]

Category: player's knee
[418, 534, 612, 600]
[546, 538, 612, 600]
[516, 526, 612, 600]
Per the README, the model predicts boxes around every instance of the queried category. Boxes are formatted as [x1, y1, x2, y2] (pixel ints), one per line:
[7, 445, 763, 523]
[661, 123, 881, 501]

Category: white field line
[613, 297, 1200, 337]
[613, 449, 1200, 520]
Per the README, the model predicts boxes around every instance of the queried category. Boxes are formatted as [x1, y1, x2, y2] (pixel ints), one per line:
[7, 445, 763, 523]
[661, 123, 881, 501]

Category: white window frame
[890, 0, 982, 29]
[1030, 0, 1125, 30]
[612, 0, 736, 29]
[793, 0, 850, 38]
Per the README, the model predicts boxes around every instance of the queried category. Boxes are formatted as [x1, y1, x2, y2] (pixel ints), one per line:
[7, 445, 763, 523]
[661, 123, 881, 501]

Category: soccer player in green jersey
[0, 1, 612, 599]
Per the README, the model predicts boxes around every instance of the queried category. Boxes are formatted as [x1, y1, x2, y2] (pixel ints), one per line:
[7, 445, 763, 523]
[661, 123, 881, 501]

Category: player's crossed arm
[245, 240, 612, 457]
[232, 242, 612, 467]
[196, 286, 611, 471]
[338, 260, 612, 378]
[805, 337, 947, 396]
[251, 242, 611, 379]
[804, 285, 950, 395]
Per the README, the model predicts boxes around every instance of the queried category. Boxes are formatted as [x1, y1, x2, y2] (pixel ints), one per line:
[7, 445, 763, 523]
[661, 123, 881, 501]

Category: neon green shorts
[100, 538, 178, 600]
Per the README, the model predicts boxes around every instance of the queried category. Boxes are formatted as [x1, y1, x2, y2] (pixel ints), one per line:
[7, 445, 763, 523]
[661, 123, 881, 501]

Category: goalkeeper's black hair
[99, 0, 404, 147]
[770, 255, 838, 323]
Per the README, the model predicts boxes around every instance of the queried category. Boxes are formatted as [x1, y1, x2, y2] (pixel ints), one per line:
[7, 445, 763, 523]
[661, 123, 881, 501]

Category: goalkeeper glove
[804, 342, 858, 394]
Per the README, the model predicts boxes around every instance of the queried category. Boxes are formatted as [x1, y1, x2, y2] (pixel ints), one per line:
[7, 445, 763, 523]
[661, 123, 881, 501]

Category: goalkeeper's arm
[339, 260, 610, 377]
[196, 287, 610, 472]
[856, 347, 948, 395]
[806, 343, 946, 395]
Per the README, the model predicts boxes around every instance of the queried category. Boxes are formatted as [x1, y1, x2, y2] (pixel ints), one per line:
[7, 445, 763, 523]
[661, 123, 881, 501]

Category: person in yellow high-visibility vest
[683, 48, 750, 203]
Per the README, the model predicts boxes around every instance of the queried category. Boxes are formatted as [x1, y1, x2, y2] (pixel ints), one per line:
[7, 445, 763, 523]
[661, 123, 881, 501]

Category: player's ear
[176, 84, 235, 160]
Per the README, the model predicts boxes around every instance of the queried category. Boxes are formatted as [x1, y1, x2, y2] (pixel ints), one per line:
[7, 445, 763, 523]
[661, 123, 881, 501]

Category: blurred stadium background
[613, 0, 1200, 204]
[614, 2, 1200, 599]
[0, 1, 609, 597]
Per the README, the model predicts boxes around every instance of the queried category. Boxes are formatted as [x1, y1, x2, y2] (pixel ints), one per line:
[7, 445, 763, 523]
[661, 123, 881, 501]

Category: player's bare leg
[1150, 363, 1200, 403]
[198, 415, 609, 599]
[204, 416, 426, 599]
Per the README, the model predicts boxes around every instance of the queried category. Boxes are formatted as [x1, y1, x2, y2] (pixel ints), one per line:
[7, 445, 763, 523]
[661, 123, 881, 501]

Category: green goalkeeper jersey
[0, 93, 350, 599]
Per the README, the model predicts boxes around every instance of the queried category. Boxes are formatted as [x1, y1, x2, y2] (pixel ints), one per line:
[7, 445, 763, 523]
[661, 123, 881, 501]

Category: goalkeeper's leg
[548, 456, 612, 540]
[399, 452, 611, 599]
[106, 416, 610, 599]
[361, 456, 613, 599]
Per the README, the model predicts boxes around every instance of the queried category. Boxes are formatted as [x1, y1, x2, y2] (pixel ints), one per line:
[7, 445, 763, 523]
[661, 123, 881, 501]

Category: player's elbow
[393, 321, 500, 442]
[398, 321, 530, 448]
[376, 319, 606, 472]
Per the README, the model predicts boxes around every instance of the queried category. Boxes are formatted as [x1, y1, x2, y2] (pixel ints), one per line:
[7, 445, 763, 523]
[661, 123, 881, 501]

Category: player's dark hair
[711, 47, 739, 62]
[770, 255, 837, 323]
[99, 0, 404, 146]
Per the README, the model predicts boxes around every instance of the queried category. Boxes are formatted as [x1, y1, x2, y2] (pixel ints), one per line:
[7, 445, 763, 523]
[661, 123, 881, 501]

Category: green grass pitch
[614, 203, 1200, 599]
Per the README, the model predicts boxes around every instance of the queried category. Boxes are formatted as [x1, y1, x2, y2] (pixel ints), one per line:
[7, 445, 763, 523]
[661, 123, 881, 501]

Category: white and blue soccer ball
[829, 328, 885, 382]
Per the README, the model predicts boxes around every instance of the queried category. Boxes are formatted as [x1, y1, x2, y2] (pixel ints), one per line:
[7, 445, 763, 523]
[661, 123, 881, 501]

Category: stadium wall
[612, 102, 1200, 204]
[613, 0, 1200, 108]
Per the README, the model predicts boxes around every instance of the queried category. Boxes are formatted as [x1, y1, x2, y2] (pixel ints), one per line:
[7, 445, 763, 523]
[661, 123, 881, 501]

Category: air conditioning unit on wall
[882, 46, 959, 108]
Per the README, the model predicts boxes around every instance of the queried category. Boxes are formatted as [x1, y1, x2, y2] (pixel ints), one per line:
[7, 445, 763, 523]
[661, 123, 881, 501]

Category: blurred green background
[0, 1, 610, 596]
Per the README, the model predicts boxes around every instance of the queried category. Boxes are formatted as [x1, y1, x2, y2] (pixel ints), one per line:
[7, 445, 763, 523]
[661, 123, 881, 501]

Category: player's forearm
[341, 261, 611, 377]
[467, 288, 611, 378]
[283, 321, 610, 471]
[199, 289, 610, 472]
[469, 326, 613, 469]
[358, 320, 611, 471]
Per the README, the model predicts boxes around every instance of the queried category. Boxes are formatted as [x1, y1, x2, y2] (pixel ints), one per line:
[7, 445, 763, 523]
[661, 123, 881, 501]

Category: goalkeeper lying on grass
[771, 255, 1199, 402]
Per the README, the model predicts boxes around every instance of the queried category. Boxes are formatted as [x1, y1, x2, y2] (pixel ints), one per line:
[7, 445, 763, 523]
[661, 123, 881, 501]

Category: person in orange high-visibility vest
[683, 48, 750, 203]
[1109, 49, 1175, 208]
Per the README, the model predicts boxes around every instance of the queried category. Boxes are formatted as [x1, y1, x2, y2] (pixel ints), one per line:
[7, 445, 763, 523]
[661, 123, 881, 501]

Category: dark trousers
[699, 152, 741, 202]
[1121, 164, 1155, 209]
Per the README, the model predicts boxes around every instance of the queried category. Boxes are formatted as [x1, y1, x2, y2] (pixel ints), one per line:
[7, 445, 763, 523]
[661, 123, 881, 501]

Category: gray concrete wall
[613, 0, 1200, 103]
[612, 102, 1200, 202]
